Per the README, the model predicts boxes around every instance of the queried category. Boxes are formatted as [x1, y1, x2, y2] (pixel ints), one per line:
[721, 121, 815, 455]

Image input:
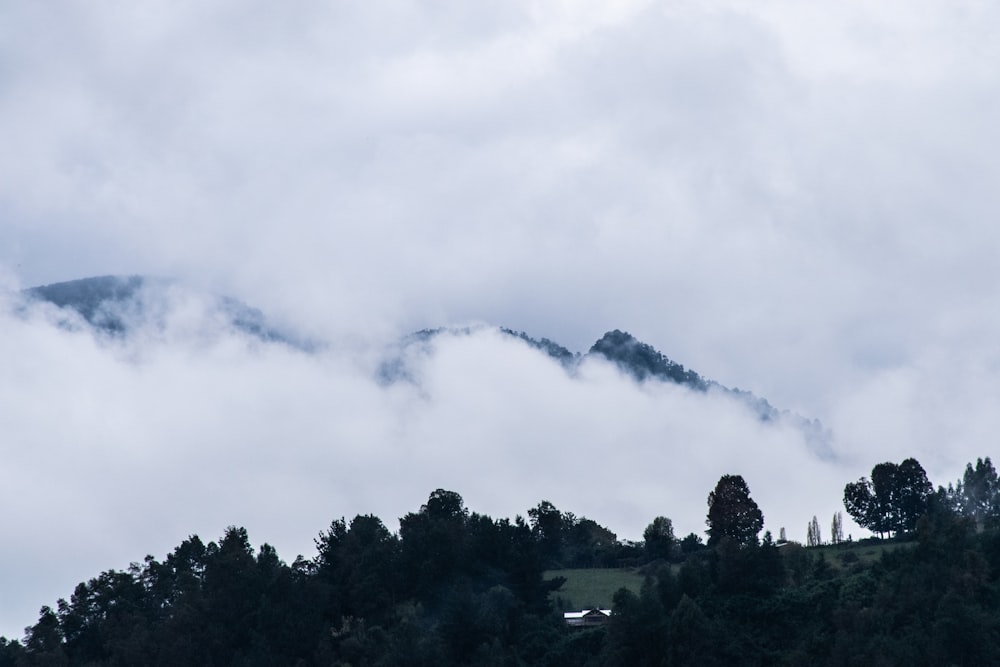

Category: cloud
[0, 298, 852, 638]
[3, 0, 1000, 639]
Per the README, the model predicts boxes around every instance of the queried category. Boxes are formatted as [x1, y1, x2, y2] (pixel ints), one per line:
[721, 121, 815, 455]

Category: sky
[3, 0, 1000, 638]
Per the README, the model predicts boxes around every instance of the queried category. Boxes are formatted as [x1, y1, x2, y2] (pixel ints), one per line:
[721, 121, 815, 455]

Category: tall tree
[643, 516, 676, 561]
[527, 500, 565, 567]
[831, 511, 844, 544]
[706, 475, 764, 547]
[315, 514, 400, 621]
[399, 489, 470, 596]
[844, 477, 881, 537]
[843, 459, 933, 537]
[960, 457, 1000, 528]
[896, 458, 934, 531]
[807, 516, 821, 547]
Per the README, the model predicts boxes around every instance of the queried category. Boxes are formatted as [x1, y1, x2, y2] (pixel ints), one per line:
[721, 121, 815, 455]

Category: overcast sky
[3, 0, 1000, 639]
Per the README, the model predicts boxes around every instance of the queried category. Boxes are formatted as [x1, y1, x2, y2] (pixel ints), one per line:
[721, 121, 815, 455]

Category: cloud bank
[3, 0, 1000, 638]
[0, 294, 855, 638]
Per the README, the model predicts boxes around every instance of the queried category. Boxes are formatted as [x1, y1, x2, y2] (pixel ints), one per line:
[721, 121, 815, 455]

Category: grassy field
[802, 539, 911, 570]
[544, 538, 915, 612]
[545, 540, 913, 610]
[546, 568, 645, 611]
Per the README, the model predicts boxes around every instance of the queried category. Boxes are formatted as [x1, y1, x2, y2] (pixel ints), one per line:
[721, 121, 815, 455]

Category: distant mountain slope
[500, 328, 577, 367]
[24, 275, 147, 334]
[21, 275, 310, 349]
[21, 275, 831, 456]
[588, 329, 708, 389]
[384, 326, 833, 458]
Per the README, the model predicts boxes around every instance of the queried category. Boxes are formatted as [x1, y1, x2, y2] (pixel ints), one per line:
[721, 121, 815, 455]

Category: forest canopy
[4, 457, 1000, 666]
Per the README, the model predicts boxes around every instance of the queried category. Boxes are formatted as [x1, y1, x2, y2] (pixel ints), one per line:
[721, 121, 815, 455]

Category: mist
[1, 290, 857, 638]
[4, 0, 1000, 641]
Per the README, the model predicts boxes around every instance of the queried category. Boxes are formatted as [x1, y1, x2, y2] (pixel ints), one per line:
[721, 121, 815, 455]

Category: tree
[806, 516, 821, 547]
[959, 457, 1000, 528]
[423, 488, 468, 521]
[667, 595, 719, 667]
[527, 500, 566, 567]
[399, 489, 469, 595]
[706, 475, 764, 547]
[897, 458, 934, 531]
[315, 514, 400, 621]
[680, 533, 705, 554]
[564, 517, 619, 567]
[831, 512, 844, 545]
[843, 459, 933, 537]
[643, 516, 676, 561]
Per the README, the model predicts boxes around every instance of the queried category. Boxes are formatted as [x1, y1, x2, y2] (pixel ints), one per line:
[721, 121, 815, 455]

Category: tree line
[3, 457, 1000, 665]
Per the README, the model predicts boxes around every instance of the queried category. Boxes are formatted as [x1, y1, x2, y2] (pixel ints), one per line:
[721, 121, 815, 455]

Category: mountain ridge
[386, 325, 832, 457]
[19, 275, 832, 456]
[20, 275, 311, 350]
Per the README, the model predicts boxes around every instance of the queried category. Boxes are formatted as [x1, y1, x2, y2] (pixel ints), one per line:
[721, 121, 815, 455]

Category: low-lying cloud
[4, 0, 1000, 642]
[0, 291, 860, 638]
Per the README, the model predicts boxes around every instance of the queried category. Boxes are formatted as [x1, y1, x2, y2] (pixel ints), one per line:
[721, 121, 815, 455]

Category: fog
[0, 295, 861, 637]
[3, 0, 1000, 639]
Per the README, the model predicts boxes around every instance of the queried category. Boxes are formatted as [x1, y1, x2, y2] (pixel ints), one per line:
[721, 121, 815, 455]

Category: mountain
[24, 275, 147, 333]
[588, 329, 708, 389]
[384, 326, 833, 457]
[589, 330, 830, 454]
[500, 328, 577, 367]
[20, 275, 311, 350]
[20, 275, 831, 455]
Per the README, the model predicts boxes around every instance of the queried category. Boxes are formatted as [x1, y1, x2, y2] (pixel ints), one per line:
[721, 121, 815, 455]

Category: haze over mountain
[4, 0, 1000, 647]
[22, 275, 311, 350]
[25, 276, 831, 455]
[3, 272, 864, 638]
[385, 325, 832, 457]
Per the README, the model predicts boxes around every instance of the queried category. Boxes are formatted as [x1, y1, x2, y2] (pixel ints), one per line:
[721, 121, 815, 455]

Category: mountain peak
[588, 329, 707, 390]
[21, 275, 310, 349]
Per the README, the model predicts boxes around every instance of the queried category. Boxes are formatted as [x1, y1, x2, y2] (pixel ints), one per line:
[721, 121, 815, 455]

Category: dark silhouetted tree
[527, 500, 567, 567]
[643, 516, 676, 561]
[831, 511, 844, 544]
[897, 458, 934, 531]
[959, 457, 1000, 528]
[706, 474, 764, 547]
[680, 532, 705, 554]
[399, 489, 469, 597]
[807, 516, 821, 547]
[844, 459, 932, 537]
[315, 514, 400, 622]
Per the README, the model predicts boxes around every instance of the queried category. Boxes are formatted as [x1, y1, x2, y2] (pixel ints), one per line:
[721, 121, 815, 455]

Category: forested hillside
[4, 458, 1000, 666]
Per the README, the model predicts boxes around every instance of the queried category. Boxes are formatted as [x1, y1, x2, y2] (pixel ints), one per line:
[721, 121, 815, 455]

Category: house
[563, 608, 612, 627]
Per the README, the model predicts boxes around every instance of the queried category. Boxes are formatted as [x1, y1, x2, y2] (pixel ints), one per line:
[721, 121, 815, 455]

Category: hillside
[1, 485, 996, 666]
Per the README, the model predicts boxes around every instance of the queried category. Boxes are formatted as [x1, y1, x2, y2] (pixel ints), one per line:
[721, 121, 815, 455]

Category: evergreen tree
[706, 475, 764, 547]
[959, 457, 1000, 528]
